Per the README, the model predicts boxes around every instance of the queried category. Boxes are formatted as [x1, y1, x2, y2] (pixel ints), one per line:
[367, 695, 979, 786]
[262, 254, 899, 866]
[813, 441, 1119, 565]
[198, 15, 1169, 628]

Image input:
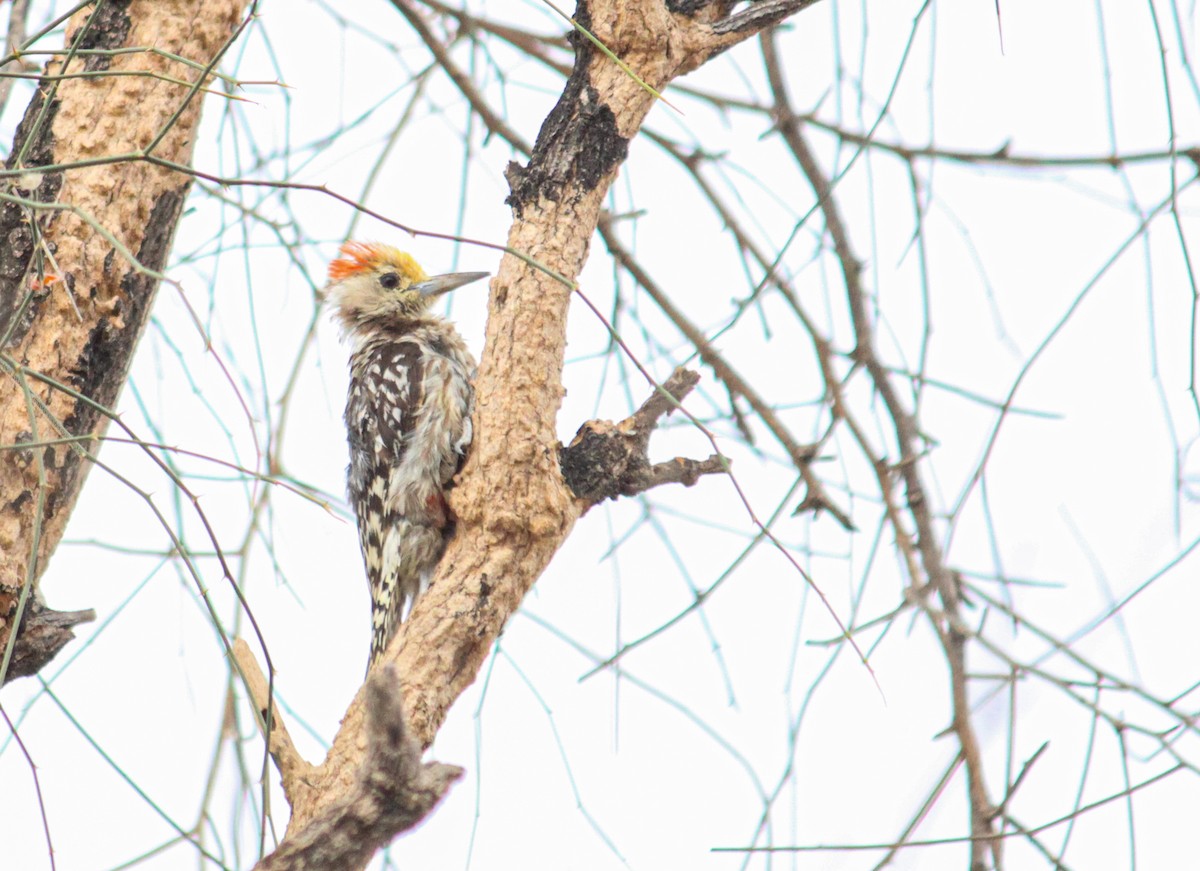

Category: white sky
[3, 1, 1200, 869]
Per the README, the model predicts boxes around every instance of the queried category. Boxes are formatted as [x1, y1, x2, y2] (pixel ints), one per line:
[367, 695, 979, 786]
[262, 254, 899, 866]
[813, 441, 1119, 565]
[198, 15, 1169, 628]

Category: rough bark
[0, 0, 249, 683]
[250, 1, 823, 866]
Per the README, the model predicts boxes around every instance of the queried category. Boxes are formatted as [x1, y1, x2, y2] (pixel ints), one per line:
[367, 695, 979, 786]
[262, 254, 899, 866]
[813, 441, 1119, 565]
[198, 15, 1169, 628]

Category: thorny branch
[0, 0, 34, 120]
[594, 213, 856, 532]
[761, 27, 999, 868]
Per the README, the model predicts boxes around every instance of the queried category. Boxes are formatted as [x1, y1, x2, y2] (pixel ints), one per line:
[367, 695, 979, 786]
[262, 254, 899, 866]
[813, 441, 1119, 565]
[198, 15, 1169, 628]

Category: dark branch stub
[559, 368, 727, 505]
[255, 666, 462, 871]
[0, 591, 94, 685]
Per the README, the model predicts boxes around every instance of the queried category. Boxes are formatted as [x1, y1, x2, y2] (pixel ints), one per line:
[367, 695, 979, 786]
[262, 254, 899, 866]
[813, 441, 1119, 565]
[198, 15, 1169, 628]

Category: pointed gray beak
[412, 271, 489, 299]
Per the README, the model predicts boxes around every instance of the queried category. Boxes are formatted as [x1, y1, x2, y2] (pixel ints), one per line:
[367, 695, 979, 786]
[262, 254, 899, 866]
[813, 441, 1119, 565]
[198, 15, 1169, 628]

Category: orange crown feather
[328, 241, 391, 282]
[327, 241, 426, 284]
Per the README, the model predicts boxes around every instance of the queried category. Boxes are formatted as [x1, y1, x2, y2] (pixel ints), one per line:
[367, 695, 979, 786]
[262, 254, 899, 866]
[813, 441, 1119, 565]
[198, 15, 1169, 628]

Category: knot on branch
[0, 587, 94, 685]
[559, 368, 727, 505]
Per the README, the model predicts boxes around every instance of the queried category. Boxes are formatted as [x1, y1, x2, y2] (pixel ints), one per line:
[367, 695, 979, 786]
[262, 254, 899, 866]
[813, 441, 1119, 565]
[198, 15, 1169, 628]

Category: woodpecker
[327, 241, 487, 669]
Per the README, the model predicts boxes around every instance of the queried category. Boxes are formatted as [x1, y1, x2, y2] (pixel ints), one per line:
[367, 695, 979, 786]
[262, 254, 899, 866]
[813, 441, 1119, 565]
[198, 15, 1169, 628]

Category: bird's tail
[367, 520, 446, 671]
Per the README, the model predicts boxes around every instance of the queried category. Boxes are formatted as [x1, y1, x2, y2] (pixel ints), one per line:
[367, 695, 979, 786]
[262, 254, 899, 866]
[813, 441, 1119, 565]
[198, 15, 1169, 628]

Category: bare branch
[233, 639, 312, 800]
[762, 27, 999, 867]
[392, 0, 529, 152]
[0, 0, 35, 121]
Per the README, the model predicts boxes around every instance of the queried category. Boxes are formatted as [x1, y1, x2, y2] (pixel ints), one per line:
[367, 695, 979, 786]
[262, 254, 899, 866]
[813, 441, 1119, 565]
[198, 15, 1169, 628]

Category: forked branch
[560, 367, 727, 506]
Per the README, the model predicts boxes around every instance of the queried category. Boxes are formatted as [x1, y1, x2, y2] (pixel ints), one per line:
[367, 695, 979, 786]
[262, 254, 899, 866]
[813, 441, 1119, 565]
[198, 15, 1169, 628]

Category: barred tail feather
[367, 520, 448, 669]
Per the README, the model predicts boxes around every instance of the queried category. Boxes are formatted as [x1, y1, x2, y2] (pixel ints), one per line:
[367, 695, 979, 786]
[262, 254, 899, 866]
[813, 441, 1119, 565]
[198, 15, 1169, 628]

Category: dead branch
[761, 25, 1000, 869]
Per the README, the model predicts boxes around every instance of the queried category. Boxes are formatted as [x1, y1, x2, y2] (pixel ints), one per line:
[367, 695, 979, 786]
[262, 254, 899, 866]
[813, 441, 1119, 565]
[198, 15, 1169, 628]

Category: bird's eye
[379, 272, 401, 290]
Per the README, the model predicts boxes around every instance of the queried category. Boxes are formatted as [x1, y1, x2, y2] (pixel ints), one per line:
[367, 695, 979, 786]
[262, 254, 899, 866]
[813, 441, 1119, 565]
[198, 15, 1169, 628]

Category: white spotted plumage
[327, 242, 486, 669]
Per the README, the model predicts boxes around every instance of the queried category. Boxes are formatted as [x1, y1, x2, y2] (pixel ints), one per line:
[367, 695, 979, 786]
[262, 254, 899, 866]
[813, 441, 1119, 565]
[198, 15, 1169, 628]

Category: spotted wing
[345, 340, 425, 660]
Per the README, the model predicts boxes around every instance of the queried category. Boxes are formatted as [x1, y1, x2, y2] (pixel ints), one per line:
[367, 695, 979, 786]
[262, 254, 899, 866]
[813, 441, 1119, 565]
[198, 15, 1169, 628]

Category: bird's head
[327, 241, 487, 332]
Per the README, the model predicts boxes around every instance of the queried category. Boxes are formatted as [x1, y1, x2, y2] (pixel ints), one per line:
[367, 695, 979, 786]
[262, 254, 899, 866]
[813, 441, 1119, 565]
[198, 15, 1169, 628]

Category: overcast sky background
[2, 1, 1200, 869]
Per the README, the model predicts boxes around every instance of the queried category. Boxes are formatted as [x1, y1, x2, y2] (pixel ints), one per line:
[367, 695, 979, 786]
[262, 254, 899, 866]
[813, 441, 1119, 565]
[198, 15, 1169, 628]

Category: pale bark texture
[247, 1, 822, 866]
[0, 0, 248, 683]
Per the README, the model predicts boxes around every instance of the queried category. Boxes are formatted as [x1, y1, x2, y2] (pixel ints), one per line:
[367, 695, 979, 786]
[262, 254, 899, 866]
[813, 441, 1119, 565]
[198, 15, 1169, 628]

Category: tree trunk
[248, 2, 821, 867]
[0, 0, 248, 684]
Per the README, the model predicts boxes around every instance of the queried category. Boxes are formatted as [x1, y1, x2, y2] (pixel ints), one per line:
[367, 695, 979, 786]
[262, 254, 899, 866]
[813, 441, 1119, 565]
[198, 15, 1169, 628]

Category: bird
[326, 241, 487, 669]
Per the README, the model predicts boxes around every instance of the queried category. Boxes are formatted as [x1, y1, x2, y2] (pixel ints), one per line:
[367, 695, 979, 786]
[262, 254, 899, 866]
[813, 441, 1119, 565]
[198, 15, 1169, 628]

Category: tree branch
[560, 367, 727, 505]
[0, 0, 250, 677]
[267, 1, 827, 863]
[711, 0, 822, 36]
[0, 0, 35, 122]
[254, 666, 462, 871]
[762, 25, 1000, 869]
[233, 639, 312, 799]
